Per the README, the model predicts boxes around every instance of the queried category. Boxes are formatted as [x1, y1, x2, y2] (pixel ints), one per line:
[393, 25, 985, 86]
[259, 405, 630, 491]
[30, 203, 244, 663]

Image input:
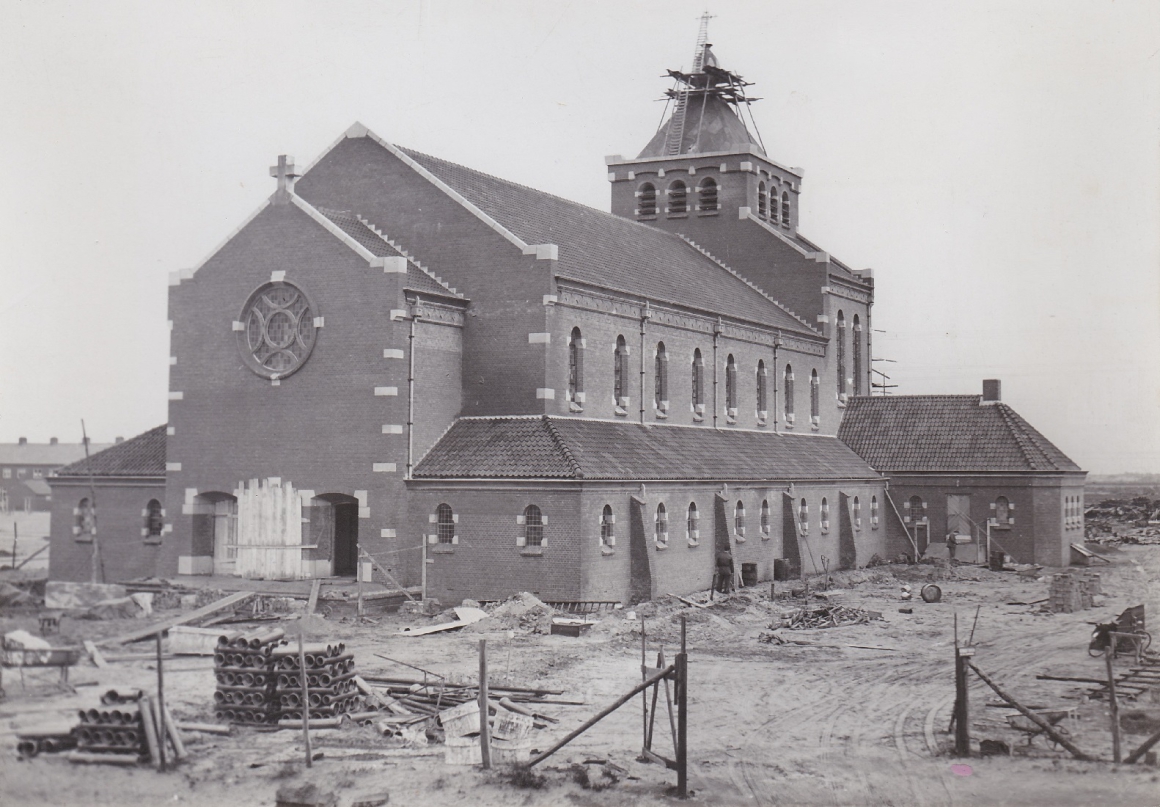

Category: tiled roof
[400, 148, 818, 336]
[837, 396, 1082, 473]
[0, 441, 111, 467]
[316, 207, 464, 300]
[414, 416, 880, 482]
[53, 425, 167, 478]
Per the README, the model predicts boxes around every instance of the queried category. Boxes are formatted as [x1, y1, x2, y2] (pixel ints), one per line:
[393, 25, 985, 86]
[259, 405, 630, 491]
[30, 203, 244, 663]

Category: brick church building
[50, 28, 1077, 601]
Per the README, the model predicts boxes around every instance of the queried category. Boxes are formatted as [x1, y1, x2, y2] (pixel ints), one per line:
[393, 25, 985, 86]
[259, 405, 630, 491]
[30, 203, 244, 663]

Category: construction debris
[776, 604, 883, 630]
[1047, 571, 1102, 613]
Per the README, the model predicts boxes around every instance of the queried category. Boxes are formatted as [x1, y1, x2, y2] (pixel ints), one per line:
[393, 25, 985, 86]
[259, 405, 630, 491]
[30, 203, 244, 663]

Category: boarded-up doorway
[194, 493, 238, 576]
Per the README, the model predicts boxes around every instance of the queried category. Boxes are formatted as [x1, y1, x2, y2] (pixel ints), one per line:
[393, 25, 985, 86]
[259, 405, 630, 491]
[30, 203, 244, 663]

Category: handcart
[0, 645, 83, 699]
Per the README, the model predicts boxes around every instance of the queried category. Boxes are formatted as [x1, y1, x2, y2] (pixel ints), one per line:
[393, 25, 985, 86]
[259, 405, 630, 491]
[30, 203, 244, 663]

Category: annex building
[47, 29, 1081, 602]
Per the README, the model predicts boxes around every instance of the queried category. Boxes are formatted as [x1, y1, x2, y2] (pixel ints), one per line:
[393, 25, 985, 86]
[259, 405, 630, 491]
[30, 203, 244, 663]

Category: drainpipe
[772, 334, 780, 433]
[712, 317, 722, 428]
[639, 302, 651, 424]
[406, 297, 421, 479]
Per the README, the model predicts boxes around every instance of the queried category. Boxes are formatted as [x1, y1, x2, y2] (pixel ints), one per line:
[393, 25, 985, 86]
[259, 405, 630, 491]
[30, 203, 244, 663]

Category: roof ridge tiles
[541, 416, 584, 478]
[676, 235, 820, 334]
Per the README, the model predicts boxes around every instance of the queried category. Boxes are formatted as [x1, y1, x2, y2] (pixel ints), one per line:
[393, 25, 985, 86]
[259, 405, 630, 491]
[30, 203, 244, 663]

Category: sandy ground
[1, 545, 1159, 807]
[0, 513, 50, 572]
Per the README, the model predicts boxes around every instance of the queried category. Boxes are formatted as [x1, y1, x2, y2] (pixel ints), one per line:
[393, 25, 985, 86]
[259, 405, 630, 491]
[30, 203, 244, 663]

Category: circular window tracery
[237, 281, 318, 378]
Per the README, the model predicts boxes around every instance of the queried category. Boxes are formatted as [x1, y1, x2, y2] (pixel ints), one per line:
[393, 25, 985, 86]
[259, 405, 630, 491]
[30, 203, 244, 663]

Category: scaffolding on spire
[663, 12, 714, 156]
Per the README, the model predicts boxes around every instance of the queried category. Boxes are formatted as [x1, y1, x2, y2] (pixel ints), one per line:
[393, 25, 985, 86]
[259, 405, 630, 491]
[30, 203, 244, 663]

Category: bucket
[444, 734, 482, 765]
[741, 563, 758, 588]
[490, 738, 532, 764]
[491, 708, 534, 742]
[920, 584, 942, 603]
[439, 701, 481, 738]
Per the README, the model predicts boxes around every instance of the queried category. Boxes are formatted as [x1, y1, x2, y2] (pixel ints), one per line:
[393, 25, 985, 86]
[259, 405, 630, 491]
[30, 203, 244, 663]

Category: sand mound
[464, 592, 558, 634]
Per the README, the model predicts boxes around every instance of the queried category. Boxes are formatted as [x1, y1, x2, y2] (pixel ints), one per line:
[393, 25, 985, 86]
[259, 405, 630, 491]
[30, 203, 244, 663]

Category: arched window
[436, 503, 455, 544]
[756, 360, 768, 418]
[637, 182, 657, 216]
[654, 342, 668, 411]
[810, 369, 820, 424]
[770, 183, 780, 223]
[908, 495, 924, 523]
[760, 499, 771, 536]
[821, 497, 830, 533]
[655, 503, 668, 545]
[692, 349, 705, 413]
[995, 496, 1010, 525]
[734, 501, 746, 537]
[871, 495, 880, 529]
[725, 354, 738, 414]
[600, 504, 615, 547]
[852, 315, 863, 396]
[523, 504, 544, 547]
[784, 364, 795, 423]
[668, 181, 688, 214]
[836, 311, 847, 398]
[614, 335, 628, 408]
[145, 499, 164, 539]
[697, 177, 718, 211]
[853, 495, 862, 529]
[76, 497, 95, 538]
[757, 181, 768, 218]
[686, 502, 700, 544]
[799, 498, 809, 534]
[568, 327, 584, 406]
[780, 191, 790, 225]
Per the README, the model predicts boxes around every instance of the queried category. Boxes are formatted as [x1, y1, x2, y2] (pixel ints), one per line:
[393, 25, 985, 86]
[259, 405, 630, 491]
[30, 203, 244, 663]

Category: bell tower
[607, 15, 803, 236]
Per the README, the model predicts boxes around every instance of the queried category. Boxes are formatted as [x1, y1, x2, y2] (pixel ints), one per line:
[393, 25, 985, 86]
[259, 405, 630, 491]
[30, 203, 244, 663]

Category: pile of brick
[1048, 572, 1102, 613]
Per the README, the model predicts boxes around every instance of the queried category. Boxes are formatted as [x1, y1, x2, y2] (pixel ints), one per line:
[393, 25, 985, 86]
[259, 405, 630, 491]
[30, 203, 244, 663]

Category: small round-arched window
[238, 281, 318, 379]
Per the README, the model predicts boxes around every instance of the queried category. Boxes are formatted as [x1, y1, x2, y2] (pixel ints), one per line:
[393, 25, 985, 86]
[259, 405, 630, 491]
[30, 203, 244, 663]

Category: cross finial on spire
[269, 155, 300, 203]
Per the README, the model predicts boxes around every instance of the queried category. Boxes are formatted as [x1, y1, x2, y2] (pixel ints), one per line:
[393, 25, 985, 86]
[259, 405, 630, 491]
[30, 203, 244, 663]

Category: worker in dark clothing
[715, 547, 735, 594]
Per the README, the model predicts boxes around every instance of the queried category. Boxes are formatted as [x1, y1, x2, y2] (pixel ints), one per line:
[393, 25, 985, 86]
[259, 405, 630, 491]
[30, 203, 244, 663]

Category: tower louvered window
[637, 182, 657, 216]
[757, 181, 768, 218]
[697, 178, 718, 211]
[781, 191, 790, 225]
[668, 181, 688, 214]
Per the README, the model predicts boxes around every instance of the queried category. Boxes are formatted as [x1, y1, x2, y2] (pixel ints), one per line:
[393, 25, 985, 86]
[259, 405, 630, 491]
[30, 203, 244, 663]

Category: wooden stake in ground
[156, 632, 167, 771]
[676, 614, 687, 799]
[299, 627, 312, 768]
[1106, 645, 1121, 763]
[953, 647, 972, 757]
[479, 639, 491, 770]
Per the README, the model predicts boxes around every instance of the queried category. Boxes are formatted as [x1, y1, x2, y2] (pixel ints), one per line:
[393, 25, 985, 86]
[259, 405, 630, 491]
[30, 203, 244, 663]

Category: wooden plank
[83, 641, 107, 669]
[306, 579, 322, 615]
[97, 591, 253, 647]
[360, 548, 416, 601]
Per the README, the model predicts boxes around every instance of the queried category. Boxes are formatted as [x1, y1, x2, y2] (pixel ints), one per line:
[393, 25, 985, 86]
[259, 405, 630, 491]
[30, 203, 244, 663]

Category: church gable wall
[295, 136, 553, 417]
[166, 202, 418, 581]
[412, 318, 464, 464]
[48, 478, 167, 583]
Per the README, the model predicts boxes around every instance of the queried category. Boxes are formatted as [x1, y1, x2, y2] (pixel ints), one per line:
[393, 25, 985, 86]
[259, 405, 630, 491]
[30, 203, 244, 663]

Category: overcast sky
[1, 1, 1157, 474]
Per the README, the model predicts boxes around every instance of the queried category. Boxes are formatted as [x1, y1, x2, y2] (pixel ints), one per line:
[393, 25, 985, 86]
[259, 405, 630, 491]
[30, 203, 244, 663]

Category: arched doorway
[195, 492, 238, 576]
[310, 494, 360, 577]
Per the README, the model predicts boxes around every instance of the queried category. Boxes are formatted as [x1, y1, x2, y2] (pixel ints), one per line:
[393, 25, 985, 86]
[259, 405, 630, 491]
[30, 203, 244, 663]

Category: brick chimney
[17, 437, 26, 445]
[49, 437, 58, 445]
[982, 379, 1001, 404]
[115, 436, 124, 444]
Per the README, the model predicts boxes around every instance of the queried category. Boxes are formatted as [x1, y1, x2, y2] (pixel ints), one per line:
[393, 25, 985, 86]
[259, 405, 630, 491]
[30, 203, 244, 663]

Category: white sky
[0, 0, 1157, 474]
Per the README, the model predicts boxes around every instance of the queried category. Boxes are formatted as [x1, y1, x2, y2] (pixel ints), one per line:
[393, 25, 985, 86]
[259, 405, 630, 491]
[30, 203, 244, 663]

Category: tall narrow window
[760, 499, 771, 535]
[781, 191, 790, 225]
[853, 495, 862, 529]
[995, 496, 1010, 525]
[852, 315, 863, 395]
[756, 360, 768, 418]
[692, 349, 705, 414]
[568, 327, 584, 406]
[821, 498, 830, 533]
[799, 498, 809, 534]
[523, 504, 544, 547]
[810, 369, 820, 425]
[836, 311, 847, 398]
[769, 182, 780, 224]
[687, 502, 700, 543]
[757, 181, 768, 218]
[637, 182, 657, 216]
[784, 364, 795, 423]
[76, 497, 95, 538]
[436, 503, 455, 544]
[725, 354, 738, 415]
[734, 501, 746, 537]
[908, 496, 924, 523]
[600, 504, 615, 547]
[668, 181, 688, 214]
[145, 499, 164, 539]
[614, 335, 628, 409]
[871, 495, 880, 528]
[654, 342, 668, 411]
[655, 503, 668, 545]
[697, 178, 718, 211]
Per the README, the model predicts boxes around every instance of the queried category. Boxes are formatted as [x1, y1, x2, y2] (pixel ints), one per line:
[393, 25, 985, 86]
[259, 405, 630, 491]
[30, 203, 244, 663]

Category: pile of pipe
[16, 727, 76, 758]
[273, 642, 358, 721]
[73, 689, 146, 761]
[213, 628, 287, 725]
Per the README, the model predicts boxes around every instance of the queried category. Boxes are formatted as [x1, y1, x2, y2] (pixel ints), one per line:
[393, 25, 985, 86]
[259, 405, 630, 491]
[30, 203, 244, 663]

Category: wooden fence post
[1106, 645, 1121, 763]
[954, 646, 972, 756]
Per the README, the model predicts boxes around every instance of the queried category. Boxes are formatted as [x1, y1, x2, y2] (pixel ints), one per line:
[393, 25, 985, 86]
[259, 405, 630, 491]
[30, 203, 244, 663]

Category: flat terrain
[1, 545, 1159, 807]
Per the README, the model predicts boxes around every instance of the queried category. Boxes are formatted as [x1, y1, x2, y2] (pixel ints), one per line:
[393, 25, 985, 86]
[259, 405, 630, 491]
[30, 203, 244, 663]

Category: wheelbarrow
[0, 646, 84, 699]
[1003, 707, 1076, 748]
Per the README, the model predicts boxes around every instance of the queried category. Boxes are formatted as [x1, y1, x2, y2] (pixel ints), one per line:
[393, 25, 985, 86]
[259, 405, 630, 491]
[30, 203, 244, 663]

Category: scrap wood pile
[777, 604, 882, 630]
[358, 674, 566, 718]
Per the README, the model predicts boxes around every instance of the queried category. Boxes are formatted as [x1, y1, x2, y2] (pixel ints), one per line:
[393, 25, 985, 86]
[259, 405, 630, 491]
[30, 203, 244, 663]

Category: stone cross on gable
[269, 155, 300, 203]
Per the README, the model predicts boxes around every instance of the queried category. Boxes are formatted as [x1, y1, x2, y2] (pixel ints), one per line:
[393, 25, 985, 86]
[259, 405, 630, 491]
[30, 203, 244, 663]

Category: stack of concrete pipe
[213, 628, 286, 725]
[271, 642, 359, 721]
[15, 728, 77, 758]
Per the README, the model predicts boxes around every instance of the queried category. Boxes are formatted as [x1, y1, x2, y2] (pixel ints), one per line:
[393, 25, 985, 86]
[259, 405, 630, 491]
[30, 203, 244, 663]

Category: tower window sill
[431, 545, 455, 555]
[519, 547, 544, 557]
[666, 212, 689, 219]
[144, 539, 163, 546]
[636, 214, 657, 221]
[696, 210, 720, 217]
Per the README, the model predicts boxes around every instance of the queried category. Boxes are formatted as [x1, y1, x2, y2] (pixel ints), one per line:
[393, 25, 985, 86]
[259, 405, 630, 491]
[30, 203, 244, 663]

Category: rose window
[238, 281, 317, 378]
